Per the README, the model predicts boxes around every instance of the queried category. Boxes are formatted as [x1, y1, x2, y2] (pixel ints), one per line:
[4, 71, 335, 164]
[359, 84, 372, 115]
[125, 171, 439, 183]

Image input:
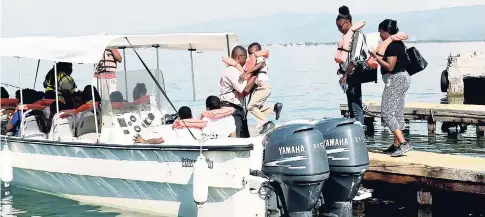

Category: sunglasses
[337, 22, 349, 31]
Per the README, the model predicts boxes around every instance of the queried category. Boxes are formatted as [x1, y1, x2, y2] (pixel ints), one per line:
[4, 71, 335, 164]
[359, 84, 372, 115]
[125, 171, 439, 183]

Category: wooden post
[428, 118, 436, 136]
[476, 123, 485, 138]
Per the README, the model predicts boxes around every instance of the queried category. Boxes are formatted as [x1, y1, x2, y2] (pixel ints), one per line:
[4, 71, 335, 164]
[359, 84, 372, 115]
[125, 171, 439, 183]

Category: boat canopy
[0, 33, 238, 64]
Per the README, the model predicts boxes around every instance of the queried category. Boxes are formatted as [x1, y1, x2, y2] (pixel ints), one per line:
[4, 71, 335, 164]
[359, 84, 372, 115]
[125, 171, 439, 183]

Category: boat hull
[1, 138, 265, 217]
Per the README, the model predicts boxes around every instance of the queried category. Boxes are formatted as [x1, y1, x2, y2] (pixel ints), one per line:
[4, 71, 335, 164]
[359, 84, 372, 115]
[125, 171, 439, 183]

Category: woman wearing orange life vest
[335, 5, 367, 125]
[368, 19, 412, 157]
[92, 49, 122, 100]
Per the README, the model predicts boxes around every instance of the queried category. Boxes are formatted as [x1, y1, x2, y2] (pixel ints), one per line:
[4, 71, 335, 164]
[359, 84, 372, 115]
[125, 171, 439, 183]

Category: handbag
[405, 46, 428, 76]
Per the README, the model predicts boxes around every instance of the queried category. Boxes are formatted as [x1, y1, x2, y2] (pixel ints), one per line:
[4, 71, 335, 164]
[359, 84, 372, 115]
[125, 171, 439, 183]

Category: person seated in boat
[134, 106, 203, 144]
[41, 90, 57, 118]
[43, 62, 77, 95]
[133, 83, 147, 101]
[1, 87, 11, 135]
[219, 46, 258, 138]
[110, 91, 125, 102]
[171, 106, 204, 139]
[200, 96, 236, 137]
[1, 87, 9, 99]
[72, 91, 84, 109]
[46, 101, 70, 132]
[7, 89, 45, 136]
[82, 85, 101, 104]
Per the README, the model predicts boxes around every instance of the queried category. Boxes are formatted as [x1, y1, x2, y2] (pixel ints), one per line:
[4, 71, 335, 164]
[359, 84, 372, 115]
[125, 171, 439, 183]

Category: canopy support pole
[33, 60, 40, 89]
[91, 82, 99, 142]
[226, 34, 230, 56]
[122, 48, 128, 101]
[154, 45, 161, 109]
[124, 37, 197, 140]
[53, 62, 60, 140]
[18, 58, 24, 137]
[189, 45, 196, 112]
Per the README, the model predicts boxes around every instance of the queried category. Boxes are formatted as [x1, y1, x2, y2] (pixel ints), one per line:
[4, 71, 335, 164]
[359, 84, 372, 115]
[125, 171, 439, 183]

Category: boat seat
[76, 110, 99, 137]
[49, 111, 76, 140]
[21, 115, 46, 139]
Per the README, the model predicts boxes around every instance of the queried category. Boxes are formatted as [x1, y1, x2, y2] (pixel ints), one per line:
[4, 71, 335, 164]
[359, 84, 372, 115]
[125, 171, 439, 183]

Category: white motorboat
[0, 33, 370, 217]
[0, 33, 268, 217]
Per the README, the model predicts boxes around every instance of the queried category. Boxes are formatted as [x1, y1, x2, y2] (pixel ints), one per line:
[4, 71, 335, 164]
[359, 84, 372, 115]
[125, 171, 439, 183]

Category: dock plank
[365, 150, 485, 194]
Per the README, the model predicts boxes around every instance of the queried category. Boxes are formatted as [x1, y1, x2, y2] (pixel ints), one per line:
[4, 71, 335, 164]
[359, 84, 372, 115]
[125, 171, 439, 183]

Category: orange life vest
[17, 104, 46, 111]
[367, 32, 408, 69]
[1, 98, 19, 107]
[34, 99, 65, 106]
[172, 119, 208, 129]
[244, 50, 269, 71]
[334, 21, 366, 64]
[199, 107, 235, 120]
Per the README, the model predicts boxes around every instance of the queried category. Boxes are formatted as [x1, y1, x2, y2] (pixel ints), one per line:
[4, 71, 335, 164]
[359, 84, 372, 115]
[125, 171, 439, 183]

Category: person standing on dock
[368, 19, 412, 157]
[334, 6, 369, 126]
[219, 46, 258, 138]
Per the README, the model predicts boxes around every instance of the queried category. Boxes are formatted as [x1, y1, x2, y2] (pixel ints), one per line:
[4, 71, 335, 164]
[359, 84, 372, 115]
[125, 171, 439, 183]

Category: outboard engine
[261, 123, 330, 217]
[314, 118, 369, 217]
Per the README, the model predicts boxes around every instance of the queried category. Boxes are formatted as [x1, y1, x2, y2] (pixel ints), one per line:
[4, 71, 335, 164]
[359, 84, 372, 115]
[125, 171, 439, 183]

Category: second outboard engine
[314, 118, 369, 217]
[261, 123, 330, 217]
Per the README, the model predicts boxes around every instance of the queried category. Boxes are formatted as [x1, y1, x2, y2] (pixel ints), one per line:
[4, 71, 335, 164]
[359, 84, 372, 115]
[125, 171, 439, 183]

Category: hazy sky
[1, 0, 484, 36]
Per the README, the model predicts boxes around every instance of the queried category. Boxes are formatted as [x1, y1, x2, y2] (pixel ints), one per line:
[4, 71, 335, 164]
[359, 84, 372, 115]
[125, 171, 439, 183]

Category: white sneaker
[255, 124, 263, 129]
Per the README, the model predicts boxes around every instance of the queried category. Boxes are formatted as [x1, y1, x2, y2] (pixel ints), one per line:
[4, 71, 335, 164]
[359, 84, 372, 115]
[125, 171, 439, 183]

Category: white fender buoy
[193, 154, 208, 207]
[1, 144, 13, 183]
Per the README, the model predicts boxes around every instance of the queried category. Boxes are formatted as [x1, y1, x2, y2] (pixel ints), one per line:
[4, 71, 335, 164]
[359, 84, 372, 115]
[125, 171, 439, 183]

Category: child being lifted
[222, 42, 283, 134]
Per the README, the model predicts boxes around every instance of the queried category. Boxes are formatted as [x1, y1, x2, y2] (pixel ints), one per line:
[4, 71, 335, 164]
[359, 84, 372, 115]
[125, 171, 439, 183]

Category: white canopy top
[0, 33, 238, 64]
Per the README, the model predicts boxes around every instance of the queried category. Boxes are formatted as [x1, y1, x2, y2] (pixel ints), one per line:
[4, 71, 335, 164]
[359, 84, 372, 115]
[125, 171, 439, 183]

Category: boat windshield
[97, 67, 169, 125]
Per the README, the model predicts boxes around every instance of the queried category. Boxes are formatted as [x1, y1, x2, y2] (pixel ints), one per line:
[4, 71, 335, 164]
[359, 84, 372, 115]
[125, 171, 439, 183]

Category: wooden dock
[364, 150, 485, 207]
[340, 100, 485, 136]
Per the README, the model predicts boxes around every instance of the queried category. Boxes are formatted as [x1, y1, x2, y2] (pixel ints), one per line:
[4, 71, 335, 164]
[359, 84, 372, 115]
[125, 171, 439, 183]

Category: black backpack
[405, 46, 428, 76]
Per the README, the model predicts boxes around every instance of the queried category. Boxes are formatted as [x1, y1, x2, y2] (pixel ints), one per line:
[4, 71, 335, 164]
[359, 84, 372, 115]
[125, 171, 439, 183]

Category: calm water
[1, 42, 485, 216]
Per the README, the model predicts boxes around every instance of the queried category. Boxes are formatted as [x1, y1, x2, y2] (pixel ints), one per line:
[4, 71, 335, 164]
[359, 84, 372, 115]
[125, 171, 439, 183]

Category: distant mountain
[162, 5, 485, 44]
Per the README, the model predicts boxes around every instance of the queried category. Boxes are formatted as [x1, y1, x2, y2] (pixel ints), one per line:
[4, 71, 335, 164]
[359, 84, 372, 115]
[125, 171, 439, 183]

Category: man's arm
[243, 75, 257, 94]
[246, 61, 266, 75]
[111, 49, 123, 63]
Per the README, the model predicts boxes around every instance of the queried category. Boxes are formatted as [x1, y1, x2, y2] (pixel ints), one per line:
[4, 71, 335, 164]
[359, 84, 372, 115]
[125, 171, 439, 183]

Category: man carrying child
[242, 43, 283, 134]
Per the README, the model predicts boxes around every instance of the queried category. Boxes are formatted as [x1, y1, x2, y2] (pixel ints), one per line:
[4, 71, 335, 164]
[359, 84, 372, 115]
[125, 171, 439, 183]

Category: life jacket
[244, 50, 269, 71]
[134, 95, 150, 104]
[34, 99, 65, 106]
[95, 49, 118, 74]
[45, 72, 77, 93]
[222, 57, 244, 73]
[172, 119, 208, 129]
[367, 32, 408, 69]
[1, 98, 19, 107]
[77, 102, 99, 112]
[199, 107, 235, 120]
[16, 104, 46, 111]
[334, 21, 366, 65]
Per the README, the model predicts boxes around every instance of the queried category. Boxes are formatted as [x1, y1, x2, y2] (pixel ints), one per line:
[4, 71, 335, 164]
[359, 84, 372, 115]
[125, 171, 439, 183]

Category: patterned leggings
[381, 72, 411, 132]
